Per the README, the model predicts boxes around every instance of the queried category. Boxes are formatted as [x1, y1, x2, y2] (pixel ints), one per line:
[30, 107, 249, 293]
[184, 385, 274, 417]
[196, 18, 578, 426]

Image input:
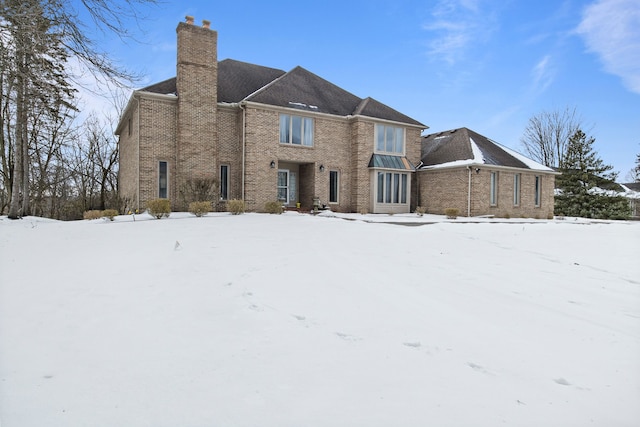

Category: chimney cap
[202, 19, 211, 29]
[185, 15, 194, 24]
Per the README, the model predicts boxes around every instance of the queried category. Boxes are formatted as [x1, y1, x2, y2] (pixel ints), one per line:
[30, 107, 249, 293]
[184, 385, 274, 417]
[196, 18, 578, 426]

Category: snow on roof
[494, 142, 555, 172]
[419, 137, 483, 170]
[469, 137, 485, 163]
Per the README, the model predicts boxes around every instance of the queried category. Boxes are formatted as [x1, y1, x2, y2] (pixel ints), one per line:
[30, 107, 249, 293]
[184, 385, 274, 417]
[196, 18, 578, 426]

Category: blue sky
[79, 0, 639, 179]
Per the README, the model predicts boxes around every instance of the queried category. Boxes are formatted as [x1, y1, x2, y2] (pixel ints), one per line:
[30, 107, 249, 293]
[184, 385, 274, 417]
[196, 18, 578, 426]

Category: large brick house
[117, 18, 557, 218]
[418, 127, 558, 218]
[116, 17, 426, 214]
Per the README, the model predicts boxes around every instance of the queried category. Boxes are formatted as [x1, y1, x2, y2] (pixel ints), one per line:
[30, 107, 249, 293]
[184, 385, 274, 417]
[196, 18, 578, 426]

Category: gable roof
[420, 127, 555, 172]
[621, 182, 640, 192]
[140, 60, 424, 127]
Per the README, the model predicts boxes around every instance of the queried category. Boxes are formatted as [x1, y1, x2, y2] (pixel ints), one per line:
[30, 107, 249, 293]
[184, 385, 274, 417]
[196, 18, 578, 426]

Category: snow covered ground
[1, 212, 639, 426]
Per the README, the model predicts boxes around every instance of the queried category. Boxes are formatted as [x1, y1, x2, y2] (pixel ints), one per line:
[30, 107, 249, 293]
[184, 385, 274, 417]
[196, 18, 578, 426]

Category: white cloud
[531, 54, 555, 94]
[576, 0, 640, 94]
[423, 0, 494, 65]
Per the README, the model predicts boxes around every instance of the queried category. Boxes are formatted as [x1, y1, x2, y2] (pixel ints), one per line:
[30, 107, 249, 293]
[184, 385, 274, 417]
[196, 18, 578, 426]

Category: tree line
[0, 0, 156, 220]
[521, 107, 637, 219]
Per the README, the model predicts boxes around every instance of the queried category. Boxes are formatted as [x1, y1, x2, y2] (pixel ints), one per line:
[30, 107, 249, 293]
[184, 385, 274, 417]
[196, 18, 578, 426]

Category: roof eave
[349, 114, 427, 129]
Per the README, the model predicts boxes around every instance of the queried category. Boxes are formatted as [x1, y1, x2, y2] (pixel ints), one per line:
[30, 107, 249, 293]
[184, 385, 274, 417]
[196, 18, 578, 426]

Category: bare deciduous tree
[520, 107, 583, 168]
[1, 0, 157, 219]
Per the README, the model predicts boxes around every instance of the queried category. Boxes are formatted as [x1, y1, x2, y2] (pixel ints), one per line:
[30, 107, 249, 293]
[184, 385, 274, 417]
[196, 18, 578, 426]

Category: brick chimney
[175, 18, 218, 208]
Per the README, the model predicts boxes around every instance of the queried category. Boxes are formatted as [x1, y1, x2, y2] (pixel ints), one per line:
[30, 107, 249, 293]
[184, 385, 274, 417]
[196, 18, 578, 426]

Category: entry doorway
[277, 169, 297, 206]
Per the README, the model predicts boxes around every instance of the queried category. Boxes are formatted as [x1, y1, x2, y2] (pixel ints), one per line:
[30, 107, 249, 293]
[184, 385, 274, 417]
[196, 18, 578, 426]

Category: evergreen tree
[555, 130, 630, 219]
[632, 153, 640, 182]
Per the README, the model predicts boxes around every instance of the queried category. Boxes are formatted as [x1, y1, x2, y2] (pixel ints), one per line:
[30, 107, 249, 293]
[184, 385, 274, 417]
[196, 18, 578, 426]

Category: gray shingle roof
[140, 60, 424, 126]
[218, 59, 286, 102]
[421, 127, 551, 171]
[622, 182, 640, 192]
[142, 77, 177, 95]
[247, 66, 361, 116]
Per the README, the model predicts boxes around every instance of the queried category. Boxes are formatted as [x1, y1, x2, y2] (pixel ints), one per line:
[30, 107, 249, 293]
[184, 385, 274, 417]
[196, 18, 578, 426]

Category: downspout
[136, 96, 141, 211]
[467, 165, 471, 217]
[415, 161, 423, 209]
[240, 102, 246, 201]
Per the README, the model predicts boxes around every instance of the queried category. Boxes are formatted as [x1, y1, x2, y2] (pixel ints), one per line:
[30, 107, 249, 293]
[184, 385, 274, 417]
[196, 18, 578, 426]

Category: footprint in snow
[554, 377, 571, 386]
[402, 341, 422, 349]
[336, 332, 361, 342]
[467, 362, 496, 376]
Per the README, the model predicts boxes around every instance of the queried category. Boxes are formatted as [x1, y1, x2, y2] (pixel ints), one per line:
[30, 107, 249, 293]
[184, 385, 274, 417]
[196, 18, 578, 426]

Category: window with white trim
[279, 114, 314, 146]
[534, 175, 541, 207]
[513, 173, 521, 206]
[329, 170, 339, 204]
[158, 161, 168, 199]
[375, 124, 404, 155]
[277, 170, 289, 203]
[220, 165, 229, 200]
[490, 171, 498, 206]
[376, 171, 408, 204]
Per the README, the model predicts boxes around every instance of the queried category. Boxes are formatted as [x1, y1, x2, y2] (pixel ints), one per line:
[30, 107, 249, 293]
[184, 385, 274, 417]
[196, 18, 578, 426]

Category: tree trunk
[7, 66, 25, 219]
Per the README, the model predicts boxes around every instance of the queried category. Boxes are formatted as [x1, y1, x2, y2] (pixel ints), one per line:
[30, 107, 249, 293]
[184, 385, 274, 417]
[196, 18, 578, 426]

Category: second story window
[375, 124, 404, 155]
[280, 114, 314, 147]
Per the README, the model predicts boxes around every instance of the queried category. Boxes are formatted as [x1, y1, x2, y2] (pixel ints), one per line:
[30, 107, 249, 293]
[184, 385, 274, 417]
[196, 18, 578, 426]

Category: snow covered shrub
[189, 201, 211, 217]
[444, 208, 458, 219]
[83, 210, 102, 220]
[227, 199, 245, 215]
[264, 201, 284, 214]
[102, 209, 118, 221]
[146, 199, 171, 219]
[415, 206, 426, 216]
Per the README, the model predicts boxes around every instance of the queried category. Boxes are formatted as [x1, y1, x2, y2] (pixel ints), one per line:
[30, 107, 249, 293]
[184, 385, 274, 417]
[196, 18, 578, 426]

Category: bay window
[375, 124, 404, 154]
[376, 171, 408, 204]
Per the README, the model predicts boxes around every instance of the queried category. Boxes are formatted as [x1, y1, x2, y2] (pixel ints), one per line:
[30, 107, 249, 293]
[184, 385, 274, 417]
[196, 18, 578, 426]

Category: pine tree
[555, 130, 630, 219]
[632, 153, 640, 182]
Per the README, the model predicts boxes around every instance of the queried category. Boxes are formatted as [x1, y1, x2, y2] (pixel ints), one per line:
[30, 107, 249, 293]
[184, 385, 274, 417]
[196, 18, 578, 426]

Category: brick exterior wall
[139, 97, 178, 207]
[217, 105, 243, 209]
[118, 20, 426, 214]
[175, 21, 218, 210]
[243, 105, 359, 212]
[418, 167, 556, 218]
[405, 127, 422, 212]
[118, 104, 140, 211]
[349, 119, 372, 213]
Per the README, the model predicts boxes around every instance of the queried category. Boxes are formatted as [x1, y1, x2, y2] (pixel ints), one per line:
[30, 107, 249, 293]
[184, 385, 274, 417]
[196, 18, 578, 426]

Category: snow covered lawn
[1, 212, 639, 426]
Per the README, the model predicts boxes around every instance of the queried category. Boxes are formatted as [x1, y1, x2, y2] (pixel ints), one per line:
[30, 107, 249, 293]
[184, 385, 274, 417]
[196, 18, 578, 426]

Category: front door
[277, 170, 289, 204]
[277, 169, 297, 206]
